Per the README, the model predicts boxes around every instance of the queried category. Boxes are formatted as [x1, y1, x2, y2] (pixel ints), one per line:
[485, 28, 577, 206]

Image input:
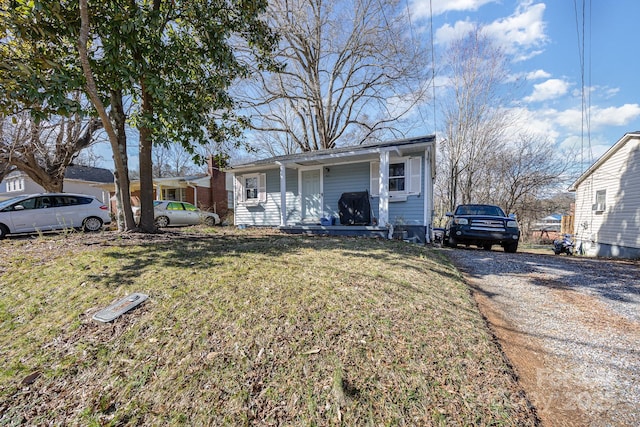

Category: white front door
[301, 169, 322, 221]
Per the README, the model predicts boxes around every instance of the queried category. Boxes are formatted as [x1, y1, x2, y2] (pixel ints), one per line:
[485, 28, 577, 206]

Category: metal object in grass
[92, 293, 148, 323]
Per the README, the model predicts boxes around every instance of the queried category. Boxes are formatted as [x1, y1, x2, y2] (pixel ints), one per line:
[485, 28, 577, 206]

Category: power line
[429, 0, 437, 137]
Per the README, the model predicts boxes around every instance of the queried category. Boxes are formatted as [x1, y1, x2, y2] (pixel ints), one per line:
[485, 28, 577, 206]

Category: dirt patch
[550, 288, 640, 336]
[469, 280, 590, 427]
[450, 249, 640, 427]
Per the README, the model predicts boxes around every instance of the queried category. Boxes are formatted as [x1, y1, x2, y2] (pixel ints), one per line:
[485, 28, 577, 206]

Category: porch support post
[189, 185, 198, 207]
[277, 162, 287, 226]
[423, 147, 434, 243]
[378, 151, 389, 227]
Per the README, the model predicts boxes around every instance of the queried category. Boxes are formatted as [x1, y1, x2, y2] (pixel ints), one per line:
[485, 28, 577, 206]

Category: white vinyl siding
[573, 136, 640, 252]
[234, 169, 299, 226]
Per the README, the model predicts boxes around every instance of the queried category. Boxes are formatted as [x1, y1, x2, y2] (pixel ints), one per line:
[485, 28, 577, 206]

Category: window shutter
[370, 162, 380, 196]
[258, 173, 267, 202]
[409, 157, 421, 195]
[234, 175, 245, 203]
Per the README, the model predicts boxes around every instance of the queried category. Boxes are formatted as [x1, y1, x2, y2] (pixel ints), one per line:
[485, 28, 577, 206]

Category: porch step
[280, 224, 389, 239]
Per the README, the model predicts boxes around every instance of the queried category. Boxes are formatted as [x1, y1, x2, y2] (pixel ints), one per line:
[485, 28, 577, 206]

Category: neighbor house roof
[569, 131, 640, 191]
[93, 174, 211, 192]
[64, 165, 114, 183]
[227, 135, 436, 173]
[6, 165, 114, 183]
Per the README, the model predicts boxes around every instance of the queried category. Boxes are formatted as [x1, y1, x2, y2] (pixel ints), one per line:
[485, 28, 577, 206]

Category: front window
[389, 163, 405, 192]
[245, 176, 258, 200]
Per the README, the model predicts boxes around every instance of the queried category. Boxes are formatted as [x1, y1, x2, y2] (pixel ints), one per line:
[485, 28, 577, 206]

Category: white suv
[0, 193, 111, 238]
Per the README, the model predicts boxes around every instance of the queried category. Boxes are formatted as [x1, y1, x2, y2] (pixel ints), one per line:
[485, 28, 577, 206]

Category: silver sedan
[135, 200, 220, 227]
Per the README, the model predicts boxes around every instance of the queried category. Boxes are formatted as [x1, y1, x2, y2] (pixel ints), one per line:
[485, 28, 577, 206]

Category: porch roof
[93, 174, 210, 192]
[227, 135, 436, 173]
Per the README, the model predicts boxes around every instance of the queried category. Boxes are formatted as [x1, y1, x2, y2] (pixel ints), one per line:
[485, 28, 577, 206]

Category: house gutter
[227, 140, 435, 174]
[276, 161, 287, 226]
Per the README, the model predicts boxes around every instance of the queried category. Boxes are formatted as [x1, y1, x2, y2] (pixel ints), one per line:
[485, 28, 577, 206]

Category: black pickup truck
[444, 204, 520, 253]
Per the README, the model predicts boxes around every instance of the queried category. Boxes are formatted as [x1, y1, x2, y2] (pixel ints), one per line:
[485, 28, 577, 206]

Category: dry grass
[0, 228, 537, 426]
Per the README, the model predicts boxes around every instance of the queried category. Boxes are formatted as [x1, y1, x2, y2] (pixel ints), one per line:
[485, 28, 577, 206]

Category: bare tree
[73, 145, 107, 168]
[438, 27, 517, 211]
[152, 143, 200, 178]
[0, 161, 15, 183]
[491, 133, 573, 217]
[239, 0, 431, 153]
[0, 110, 102, 192]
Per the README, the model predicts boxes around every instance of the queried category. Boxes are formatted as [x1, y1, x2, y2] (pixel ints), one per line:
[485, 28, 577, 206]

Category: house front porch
[279, 224, 390, 239]
[279, 223, 428, 243]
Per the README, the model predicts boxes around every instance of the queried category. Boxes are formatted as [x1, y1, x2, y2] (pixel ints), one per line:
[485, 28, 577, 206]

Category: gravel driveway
[443, 248, 639, 427]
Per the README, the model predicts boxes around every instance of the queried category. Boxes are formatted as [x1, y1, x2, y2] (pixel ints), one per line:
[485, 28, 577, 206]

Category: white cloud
[506, 69, 551, 83]
[542, 104, 640, 132]
[590, 104, 640, 128]
[526, 69, 551, 80]
[410, 0, 497, 20]
[483, 2, 547, 60]
[430, 2, 548, 60]
[558, 135, 611, 160]
[434, 20, 476, 45]
[496, 102, 640, 170]
[571, 85, 621, 100]
[524, 79, 570, 103]
[505, 107, 560, 142]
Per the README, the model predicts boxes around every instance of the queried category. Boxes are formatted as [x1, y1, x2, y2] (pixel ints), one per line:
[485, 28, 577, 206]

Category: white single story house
[227, 135, 437, 243]
[0, 165, 113, 204]
[569, 131, 640, 258]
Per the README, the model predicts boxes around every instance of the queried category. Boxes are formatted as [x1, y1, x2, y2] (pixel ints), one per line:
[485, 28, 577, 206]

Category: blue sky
[92, 0, 639, 172]
[409, 0, 640, 165]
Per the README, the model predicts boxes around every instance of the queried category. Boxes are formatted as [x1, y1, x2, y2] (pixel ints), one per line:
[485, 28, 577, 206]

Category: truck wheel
[504, 242, 518, 253]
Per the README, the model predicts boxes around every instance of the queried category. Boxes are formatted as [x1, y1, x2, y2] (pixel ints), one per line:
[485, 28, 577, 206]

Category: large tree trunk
[138, 81, 156, 233]
[110, 90, 136, 231]
[78, 0, 136, 231]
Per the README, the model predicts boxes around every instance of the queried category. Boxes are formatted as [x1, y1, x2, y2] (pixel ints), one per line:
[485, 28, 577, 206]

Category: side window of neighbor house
[595, 190, 606, 211]
[7, 178, 24, 193]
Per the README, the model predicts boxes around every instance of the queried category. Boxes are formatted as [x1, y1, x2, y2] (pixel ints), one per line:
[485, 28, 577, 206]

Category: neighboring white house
[0, 165, 113, 205]
[227, 135, 437, 243]
[569, 131, 640, 258]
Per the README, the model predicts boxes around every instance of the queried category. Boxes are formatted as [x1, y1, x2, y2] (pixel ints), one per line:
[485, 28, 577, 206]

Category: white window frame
[593, 189, 606, 212]
[370, 156, 421, 198]
[235, 173, 267, 206]
[6, 178, 24, 193]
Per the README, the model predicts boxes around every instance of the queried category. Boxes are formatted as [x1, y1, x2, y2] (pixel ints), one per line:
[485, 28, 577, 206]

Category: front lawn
[0, 229, 536, 425]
